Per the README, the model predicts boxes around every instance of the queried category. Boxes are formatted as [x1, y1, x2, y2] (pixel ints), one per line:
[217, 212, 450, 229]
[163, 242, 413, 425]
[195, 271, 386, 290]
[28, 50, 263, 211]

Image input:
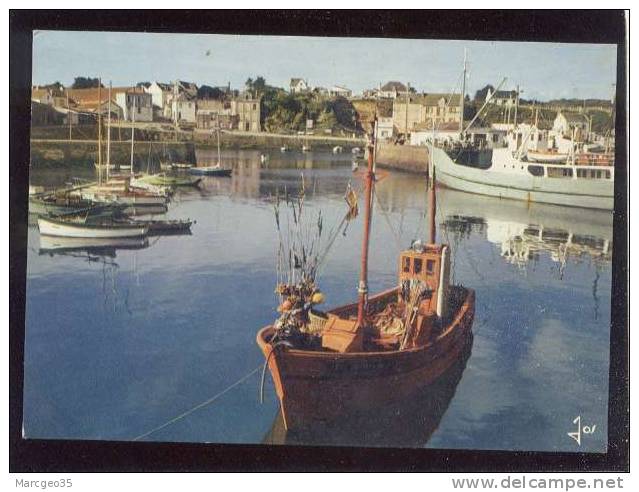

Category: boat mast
[216, 113, 221, 166]
[98, 80, 102, 186]
[460, 49, 467, 137]
[107, 81, 111, 182]
[429, 121, 437, 244]
[130, 95, 135, 176]
[356, 118, 377, 327]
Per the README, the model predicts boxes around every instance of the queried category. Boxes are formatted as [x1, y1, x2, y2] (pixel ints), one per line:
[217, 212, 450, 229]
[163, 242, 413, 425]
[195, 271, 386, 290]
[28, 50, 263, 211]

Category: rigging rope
[132, 365, 261, 441]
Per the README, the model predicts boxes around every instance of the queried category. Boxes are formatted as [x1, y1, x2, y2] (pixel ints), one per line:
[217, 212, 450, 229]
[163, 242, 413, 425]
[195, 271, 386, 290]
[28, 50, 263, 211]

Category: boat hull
[257, 286, 475, 431]
[38, 217, 148, 238]
[431, 147, 614, 210]
[188, 167, 232, 177]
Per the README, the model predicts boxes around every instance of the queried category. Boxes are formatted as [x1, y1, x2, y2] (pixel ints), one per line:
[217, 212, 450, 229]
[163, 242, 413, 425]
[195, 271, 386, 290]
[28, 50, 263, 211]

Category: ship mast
[97, 80, 102, 186]
[356, 118, 377, 327]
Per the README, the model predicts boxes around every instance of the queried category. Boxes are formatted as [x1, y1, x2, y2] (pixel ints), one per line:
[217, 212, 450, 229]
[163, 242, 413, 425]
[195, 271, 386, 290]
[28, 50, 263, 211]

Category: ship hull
[257, 286, 475, 431]
[431, 147, 614, 210]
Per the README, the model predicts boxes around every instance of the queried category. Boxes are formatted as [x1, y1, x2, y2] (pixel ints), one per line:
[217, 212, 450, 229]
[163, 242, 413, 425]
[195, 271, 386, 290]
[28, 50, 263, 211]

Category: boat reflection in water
[263, 332, 473, 448]
[437, 188, 613, 270]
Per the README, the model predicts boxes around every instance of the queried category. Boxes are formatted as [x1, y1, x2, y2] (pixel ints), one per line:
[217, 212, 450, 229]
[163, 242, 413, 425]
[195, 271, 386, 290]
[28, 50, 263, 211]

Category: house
[231, 92, 261, 132]
[115, 89, 153, 122]
[64, 87, 125, 119]
[486, 89, 518, 106]
[145, 82, 173, 114]
[552, 111, 590, 139]
[392, 93, 462, 135]
[290, 78, 309, 94]
[329, 85, 352, 98]
[377, 117, 395, 141]
[195, 92, 261, 132]
[379, 81, 408, 99]
[171, 94, 197, 124]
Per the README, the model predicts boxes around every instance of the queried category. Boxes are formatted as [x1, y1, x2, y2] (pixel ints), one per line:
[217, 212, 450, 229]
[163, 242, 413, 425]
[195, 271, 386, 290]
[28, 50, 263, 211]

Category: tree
[71, 77, 103, 89]
[136, 82, 151, 88]
[474, 84, 494, 102]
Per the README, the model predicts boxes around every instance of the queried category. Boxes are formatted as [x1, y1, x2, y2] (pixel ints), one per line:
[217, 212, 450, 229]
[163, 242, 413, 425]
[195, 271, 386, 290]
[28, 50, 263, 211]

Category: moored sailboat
[257, 120, 475, 431]
[38, 215, 149, 239]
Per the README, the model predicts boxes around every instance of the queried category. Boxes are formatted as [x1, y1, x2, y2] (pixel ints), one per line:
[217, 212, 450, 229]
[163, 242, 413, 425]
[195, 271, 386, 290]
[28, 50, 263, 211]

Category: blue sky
[32, 31, 618, 101]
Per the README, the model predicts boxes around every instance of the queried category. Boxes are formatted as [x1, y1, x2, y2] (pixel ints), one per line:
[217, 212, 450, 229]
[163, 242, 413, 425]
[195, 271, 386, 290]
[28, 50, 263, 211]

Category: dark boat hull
[257, 286, 475, 431]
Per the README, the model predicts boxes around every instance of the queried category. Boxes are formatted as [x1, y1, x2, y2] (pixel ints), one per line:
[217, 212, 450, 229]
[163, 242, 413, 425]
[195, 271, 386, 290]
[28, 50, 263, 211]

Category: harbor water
[24, 149, 612, 451]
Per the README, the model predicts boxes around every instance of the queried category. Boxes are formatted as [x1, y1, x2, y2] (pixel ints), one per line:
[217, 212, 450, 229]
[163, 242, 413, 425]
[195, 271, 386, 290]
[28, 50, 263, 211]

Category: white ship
[431, 125, 614, 211]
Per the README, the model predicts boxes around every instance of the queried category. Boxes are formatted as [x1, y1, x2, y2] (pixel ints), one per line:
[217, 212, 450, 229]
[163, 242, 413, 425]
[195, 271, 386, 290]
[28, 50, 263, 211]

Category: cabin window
[426, 259, 435, 274]
[414, 258, 423, 275]
[528, 165, 544, 177]
[402, 257, 410, 273]
[605, 170, 611, 179]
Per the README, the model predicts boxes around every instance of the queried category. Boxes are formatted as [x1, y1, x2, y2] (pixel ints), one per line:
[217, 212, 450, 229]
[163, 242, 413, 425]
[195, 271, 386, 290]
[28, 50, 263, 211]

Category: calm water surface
[24, 149, 612, 451]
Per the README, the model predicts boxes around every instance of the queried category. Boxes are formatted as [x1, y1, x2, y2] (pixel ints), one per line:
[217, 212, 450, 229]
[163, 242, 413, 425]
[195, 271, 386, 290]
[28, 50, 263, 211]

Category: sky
[32, 31, 618, 101]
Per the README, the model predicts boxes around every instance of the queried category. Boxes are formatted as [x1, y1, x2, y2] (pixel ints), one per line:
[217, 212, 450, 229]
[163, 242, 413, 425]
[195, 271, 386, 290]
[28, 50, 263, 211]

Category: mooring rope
[132, 365, 261, 441]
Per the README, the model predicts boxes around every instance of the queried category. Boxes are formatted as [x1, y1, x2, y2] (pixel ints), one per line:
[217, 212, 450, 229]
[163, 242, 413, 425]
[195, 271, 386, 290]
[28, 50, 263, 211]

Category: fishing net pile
[271, 175, 359, 343]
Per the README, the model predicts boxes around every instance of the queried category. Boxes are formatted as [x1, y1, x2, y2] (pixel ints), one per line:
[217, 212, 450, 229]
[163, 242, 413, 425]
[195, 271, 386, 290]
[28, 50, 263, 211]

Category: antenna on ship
[356, 116, 378, 327]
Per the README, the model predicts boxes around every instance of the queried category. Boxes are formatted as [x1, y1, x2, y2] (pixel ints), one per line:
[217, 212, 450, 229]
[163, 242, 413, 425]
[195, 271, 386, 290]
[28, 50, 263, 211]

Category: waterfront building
[231, 92, 261, 132]
[115, 89, 153, 122]
[392, 93, 462, 136]
[145, 82, 173, 117]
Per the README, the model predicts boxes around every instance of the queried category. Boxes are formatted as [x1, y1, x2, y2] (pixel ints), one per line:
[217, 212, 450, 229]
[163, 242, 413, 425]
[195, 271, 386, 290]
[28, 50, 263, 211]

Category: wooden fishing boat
[38, 216, 148, 238]
[257, 122, 475, 431]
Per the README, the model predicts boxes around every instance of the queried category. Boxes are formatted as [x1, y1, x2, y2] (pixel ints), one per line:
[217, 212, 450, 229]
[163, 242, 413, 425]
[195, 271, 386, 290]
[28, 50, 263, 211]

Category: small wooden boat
[332, 146, 343, 154]
[257, 121, 475, 431]
[188, 166, 232, 177]
[302, 144, 311, 152]
[280, 145, 289, 153]
[38, 216, 148, 238]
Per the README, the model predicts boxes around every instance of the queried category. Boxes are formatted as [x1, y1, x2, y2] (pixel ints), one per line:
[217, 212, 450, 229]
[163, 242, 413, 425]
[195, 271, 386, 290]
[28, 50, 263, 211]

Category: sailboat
[81, 83, 168, 206]
[189, 115, 232, 177]
[38, 215, 149, 239]
[256, 119, 476, 431]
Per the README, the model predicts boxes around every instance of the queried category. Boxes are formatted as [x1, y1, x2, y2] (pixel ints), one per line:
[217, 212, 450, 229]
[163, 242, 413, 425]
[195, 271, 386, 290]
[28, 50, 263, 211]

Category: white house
[115, 90, 153, 122]
[290, 78, 309, 94]
[329, 85, 352, 98]
[377, 117, 394, 141]
[145, 82, 173, 114]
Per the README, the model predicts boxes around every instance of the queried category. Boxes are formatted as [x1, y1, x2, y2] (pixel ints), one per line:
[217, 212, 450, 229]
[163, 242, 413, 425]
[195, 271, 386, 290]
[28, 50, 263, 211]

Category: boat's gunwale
[257, 285, 474, 359]
[38, 216, 148, 232]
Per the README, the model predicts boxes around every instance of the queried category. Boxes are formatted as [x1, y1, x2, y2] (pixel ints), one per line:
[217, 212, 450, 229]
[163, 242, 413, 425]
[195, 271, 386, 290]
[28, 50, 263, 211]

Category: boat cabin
[398, 242, 451, 320]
